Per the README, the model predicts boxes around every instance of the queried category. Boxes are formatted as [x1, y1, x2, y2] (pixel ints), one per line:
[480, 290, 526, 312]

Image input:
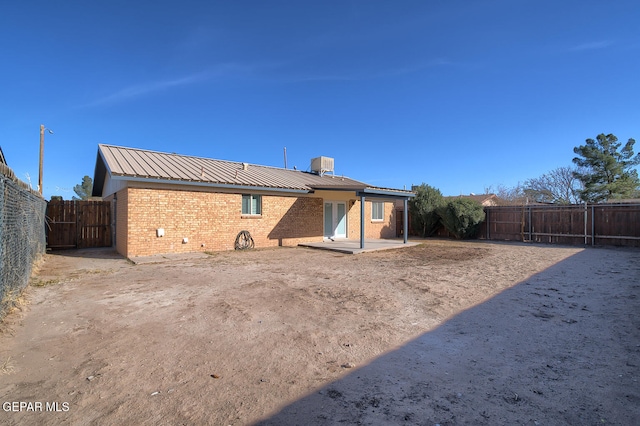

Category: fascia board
[110, 175, 311, 194]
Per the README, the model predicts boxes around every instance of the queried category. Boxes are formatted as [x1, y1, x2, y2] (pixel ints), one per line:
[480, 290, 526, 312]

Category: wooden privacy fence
[481, 203, 640, 247]
[46, 200, 113, 249]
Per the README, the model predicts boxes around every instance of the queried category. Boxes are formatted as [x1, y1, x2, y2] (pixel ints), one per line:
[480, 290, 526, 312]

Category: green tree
[73, 175, 93, 200]
[437, 198, 485, 239]
[408, 183, 444, 237]
[572, 134, 640, 202]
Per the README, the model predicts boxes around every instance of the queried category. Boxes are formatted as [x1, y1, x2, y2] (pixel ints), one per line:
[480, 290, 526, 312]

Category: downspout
[403, 198, 408, 244]
[112, 194, 117, 249]
[360, 195, 365, 249]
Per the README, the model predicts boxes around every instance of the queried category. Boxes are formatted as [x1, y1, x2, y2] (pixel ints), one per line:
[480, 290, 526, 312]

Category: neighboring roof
[93, 144, 413, 198]
[0, 146, 6, 165]
[602, 199, 640, 204]
[446, 193, 499, 206]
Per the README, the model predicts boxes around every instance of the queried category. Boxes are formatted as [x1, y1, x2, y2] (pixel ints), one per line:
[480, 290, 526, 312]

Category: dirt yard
[0, 240, 638, 425]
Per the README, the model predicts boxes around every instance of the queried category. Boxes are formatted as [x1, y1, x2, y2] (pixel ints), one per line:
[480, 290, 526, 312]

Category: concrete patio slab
[298, 238, 420, 254]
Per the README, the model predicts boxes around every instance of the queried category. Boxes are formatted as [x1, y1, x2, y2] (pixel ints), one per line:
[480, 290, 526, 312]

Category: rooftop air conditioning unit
[311, 156, 334, 176]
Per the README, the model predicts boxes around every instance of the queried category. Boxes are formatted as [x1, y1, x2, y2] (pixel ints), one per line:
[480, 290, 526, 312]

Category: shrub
[409, 184, 445, 237]
[437, 198, 485, 239]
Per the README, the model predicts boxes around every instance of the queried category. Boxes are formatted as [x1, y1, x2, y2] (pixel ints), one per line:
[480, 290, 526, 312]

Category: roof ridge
[99, 143, 248, 166]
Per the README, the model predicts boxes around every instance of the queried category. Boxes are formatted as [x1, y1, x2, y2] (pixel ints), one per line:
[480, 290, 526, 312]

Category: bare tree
[491, 183, 528, 205]
[523, 166, 583, 204]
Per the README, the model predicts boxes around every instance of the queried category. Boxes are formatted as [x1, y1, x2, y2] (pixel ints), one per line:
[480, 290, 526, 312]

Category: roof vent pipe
[242, 162, 249, 171]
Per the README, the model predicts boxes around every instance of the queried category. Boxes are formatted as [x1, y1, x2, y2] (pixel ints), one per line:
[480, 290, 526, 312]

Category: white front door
[324, 202, 347, 239]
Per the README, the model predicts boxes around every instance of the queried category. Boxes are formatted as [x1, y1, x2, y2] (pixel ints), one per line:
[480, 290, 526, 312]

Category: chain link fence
[0, 163, 46, 319]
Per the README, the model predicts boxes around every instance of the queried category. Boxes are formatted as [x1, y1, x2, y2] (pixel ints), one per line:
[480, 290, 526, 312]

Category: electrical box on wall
[156, 228, 165, 237]
[182, 237, 189, 244]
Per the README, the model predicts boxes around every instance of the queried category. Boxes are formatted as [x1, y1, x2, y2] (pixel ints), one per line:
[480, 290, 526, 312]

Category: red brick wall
[120, 188, 323, 257]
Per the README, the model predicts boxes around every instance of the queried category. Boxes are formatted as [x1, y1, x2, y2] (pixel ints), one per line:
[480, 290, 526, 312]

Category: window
[242, 194, 262, 215]
[371, 201, 384, 221]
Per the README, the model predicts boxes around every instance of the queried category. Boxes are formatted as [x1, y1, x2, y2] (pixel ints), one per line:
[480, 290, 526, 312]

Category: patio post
[360, 194, 365, 249]
[403, 198, 408, 244]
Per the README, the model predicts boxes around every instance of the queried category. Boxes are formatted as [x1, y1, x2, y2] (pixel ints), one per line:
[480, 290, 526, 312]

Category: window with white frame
[371, 201, 384, 221]
[242, 194, 262, 215]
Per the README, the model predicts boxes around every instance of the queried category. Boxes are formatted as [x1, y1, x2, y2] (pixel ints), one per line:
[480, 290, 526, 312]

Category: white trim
[108, 174, 311, 195]
[371, 201, 384, 221]
[242, 194, 262, 215]
[324, 201, 347, 239]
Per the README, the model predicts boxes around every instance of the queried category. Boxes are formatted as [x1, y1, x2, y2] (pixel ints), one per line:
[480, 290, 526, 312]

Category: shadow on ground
[255, 248, 640, 425]
[46, 247, 123, 260]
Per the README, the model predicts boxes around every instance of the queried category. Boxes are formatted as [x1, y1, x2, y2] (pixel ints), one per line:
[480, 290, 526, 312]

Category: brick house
[92, 145, 414, 257]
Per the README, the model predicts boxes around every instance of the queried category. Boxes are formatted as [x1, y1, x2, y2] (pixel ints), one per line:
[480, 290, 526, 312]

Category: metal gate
[46, 200, 112, 249]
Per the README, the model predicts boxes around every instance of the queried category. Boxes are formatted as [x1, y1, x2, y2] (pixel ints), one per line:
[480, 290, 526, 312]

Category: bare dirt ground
[0, 240, 638, 425]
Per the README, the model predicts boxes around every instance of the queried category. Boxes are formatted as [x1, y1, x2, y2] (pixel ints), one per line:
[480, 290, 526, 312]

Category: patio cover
[355, 187, 414, 249]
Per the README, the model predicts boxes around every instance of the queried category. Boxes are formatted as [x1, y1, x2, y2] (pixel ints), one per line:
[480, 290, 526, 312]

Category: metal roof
[94, 144, 416, 197]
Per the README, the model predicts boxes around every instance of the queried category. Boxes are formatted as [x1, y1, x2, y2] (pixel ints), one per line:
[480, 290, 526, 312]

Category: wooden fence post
[528, 205, 532, 242]
[591, 204, 595, 246]
[584, 202, 587, 245]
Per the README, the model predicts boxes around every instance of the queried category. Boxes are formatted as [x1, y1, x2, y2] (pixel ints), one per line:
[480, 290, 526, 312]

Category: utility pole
[39, 124, 53, 196]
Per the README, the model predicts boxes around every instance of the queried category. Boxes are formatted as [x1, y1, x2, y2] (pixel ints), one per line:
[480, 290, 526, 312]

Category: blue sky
[2, 0, 639, 199]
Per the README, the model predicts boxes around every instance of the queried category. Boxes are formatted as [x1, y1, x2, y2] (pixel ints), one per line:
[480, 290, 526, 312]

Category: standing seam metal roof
[96, 144, 377, 192]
